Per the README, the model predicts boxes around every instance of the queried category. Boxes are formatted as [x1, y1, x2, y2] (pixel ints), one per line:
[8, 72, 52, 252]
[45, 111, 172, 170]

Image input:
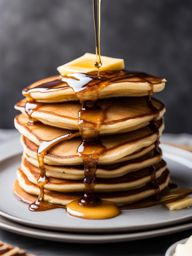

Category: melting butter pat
[165, 196, 192, 211]
[174, 236, 192, 256]
[57, 53, 125, 75]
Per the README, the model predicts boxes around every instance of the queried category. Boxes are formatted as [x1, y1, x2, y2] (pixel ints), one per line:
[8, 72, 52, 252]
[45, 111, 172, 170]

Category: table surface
[0, 130, 192, 256]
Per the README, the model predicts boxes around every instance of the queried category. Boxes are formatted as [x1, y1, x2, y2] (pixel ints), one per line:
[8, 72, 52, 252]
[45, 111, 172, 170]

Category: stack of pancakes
[14, 70, 170, 208]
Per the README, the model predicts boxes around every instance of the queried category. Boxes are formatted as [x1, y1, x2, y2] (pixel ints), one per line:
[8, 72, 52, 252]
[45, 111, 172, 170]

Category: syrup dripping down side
[66, 0, 120, 218]
[66, 96, 120, 219]
[24, 95, 41, 125]
[29, 132, 79, 211]
[78, 101, 107, 206]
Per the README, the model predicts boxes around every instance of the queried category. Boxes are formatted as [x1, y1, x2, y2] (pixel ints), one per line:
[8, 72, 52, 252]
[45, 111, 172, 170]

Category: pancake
[15, 114, 75, 145]
[22, 72, 166, 103]
[23, 143, 157, 166]
[15, 97, 165, 134]
[23, 149, 162, 179]
[15, 169, 170, 206]
[18, 118, 164, 165]
[19, 160, 167, 192]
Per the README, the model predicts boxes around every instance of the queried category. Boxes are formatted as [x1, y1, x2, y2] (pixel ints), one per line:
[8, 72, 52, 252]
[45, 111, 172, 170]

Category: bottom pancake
[15, 168, 170, 206]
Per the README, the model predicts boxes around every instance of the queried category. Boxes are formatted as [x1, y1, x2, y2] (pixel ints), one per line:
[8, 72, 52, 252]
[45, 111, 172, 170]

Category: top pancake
[22, 71, 166, 103]
[15, 97, 165, 134]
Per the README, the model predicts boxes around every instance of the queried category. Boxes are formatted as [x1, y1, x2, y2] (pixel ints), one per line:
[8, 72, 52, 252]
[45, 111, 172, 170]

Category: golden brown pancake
[17, 117, 164, 165]
[19, 159, 167, 192]
[15, 97, 165, 133]
[21, 72, 166, 103]
[23, 149, 162, 179]
[15, 168, 170, 206]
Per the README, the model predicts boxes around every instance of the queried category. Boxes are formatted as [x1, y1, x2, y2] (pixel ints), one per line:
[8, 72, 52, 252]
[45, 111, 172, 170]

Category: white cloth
[162, 133, 192, 147]
[0, 130, 18, 144]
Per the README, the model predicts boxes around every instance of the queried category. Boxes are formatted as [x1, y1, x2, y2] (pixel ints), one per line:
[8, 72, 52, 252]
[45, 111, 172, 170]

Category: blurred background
[0, 0, 191, 132]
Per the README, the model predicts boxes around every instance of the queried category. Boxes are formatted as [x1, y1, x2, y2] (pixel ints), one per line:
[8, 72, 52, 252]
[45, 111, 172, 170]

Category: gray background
[0, 0, 191, 132]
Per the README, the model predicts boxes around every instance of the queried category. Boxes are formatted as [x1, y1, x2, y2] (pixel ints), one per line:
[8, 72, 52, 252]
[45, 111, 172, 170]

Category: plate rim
[0, 215, 192, 244]
[0, 138, 192, 233]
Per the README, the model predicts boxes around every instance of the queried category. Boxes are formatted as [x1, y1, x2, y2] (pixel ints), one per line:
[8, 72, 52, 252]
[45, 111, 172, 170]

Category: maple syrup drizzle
[69, 0, 105, 207]
[29, 132, 78, 211]
[65, 92, 120, 218]
[93, 0, 102, 69]
[24, 95, 41, 125]
[78, 103, 106, 206]
[66, 0, 121, 219]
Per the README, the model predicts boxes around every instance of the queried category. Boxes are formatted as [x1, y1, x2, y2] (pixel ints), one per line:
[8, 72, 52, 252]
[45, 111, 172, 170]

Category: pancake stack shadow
[14, 70, 170, 210]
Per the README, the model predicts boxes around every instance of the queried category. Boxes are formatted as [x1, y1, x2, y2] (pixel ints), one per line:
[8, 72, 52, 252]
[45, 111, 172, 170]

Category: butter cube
[57, 53, 125, 76]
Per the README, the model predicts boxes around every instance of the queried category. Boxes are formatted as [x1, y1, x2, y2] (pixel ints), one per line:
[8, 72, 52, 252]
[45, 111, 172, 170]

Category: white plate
[0, 215, 192, 244]
[165, 237, 188, 256]
[0, 138, 192, 233]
